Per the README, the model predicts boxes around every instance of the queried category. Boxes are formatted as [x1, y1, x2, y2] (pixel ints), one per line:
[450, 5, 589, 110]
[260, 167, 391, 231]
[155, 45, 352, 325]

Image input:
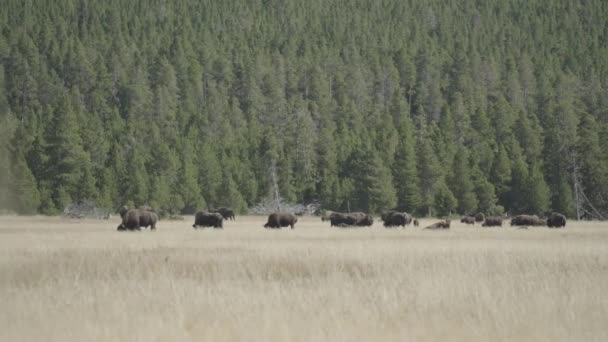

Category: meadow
[0, 215, 607, 342]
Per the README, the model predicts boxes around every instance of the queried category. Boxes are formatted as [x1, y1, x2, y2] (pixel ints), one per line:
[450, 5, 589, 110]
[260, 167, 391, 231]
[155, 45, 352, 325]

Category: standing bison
[193, 211, 224, 229]
[482, 216, 503, 227]
[212, 207, 235, 221]
[460, 216, 476, 225]
[510, 215, 545, 226]
[475, 213, 485, 222]
[382, 211, 412, 228]
[117, 207, 158, 231]
[547, 212, 567, 228]
[264, 213, 298, 229]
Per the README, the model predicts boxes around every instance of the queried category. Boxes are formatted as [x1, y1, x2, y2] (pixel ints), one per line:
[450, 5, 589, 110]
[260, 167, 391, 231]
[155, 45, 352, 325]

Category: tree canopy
[1, 0, 607, 217]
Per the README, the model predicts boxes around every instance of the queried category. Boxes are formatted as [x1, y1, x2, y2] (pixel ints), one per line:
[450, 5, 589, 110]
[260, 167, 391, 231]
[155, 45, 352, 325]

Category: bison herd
[115, 205, 568, 232]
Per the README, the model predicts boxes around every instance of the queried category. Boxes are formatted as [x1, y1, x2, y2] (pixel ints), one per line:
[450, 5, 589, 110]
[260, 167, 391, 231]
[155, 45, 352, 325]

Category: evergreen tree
[416, 123, 442, 215]
[524, 163, 551, 215]
[449, 146, 478, 214]
[433, 180, 457, 217]
[44, 95, 91, 211]
[392, 98, 420, 212]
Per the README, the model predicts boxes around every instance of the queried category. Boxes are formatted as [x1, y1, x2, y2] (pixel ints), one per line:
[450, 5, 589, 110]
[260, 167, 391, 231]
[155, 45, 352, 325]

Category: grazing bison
[330, 212, 373, 227]
[117, 208, 158, 231]
[383, 212, 407, 228]
[547, 212, 566, 228]
[350, 212, 374, 226]
[212, 207, 235, 221]
[193, 211, 224, 229]
[425, 220, 451, 230]
[461, 216, 476, 225]
[474, 213, 485, 222]
[264, 213, 298, 229]
[413, 219, 419, 227]
[511, 215, 545, 227]
[482, 216, 503, 227]
[382, 211, 412, 228]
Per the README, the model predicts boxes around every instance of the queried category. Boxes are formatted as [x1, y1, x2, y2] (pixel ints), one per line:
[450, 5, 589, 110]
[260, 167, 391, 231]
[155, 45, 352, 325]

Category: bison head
[118, 206, 129, 219]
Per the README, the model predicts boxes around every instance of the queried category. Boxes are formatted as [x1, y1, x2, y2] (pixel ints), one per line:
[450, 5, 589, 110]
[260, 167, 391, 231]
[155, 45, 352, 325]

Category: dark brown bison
[482, 216, 503, 227]
[212, 207, 235, 221]
[475, 213, 485, 222]
[413, 219, 419, 227]
[117, 208, 158, 231]
[461, 216, 476, 225]
[330, 212, 373, 227]
[264, 213, 298, 229]
[510, 215, 545, 226]
[425, 220, 451, 230]
[382, 211, 412, 228]
[547, 212, 566, 228]
[193, 211, 224, 229]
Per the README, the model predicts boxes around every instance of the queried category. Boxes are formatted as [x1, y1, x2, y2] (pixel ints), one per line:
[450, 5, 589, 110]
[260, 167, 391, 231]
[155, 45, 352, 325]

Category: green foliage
[448, 146, 478, 214]
[392, 99, 420, 212]
[1, 0, 608, 217]
[433, 180, 457, 217]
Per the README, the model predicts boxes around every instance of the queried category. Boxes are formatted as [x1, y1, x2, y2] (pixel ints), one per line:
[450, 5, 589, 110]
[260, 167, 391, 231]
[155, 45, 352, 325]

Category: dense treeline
[1, 0, 608, 217]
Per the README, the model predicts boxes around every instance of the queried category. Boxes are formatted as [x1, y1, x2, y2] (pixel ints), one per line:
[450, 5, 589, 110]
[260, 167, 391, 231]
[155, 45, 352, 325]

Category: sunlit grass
[0, 216, 607, 341]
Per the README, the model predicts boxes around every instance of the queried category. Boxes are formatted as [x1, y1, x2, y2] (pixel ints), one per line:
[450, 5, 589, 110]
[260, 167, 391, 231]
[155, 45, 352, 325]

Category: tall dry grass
[0, 215, 607, 341]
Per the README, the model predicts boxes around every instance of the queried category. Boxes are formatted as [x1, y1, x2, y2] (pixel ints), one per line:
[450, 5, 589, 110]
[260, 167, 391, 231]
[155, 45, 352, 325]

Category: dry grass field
[0, 215, 607, 342]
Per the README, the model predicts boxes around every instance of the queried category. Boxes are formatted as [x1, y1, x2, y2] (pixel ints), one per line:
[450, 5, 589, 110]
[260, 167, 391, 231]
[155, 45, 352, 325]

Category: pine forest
[1, 0, 608, 218]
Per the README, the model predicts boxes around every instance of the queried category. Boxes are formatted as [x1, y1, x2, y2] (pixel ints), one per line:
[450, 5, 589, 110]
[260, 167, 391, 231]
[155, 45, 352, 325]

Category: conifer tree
[433, 179, 457, 217]
[449, 146, 478, 214]
[44, 95, 90, 211]
[392, 100, 420, 212]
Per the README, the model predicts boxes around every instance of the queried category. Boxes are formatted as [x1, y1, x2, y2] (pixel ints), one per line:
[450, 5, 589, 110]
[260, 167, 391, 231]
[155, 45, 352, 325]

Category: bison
[264, 213, 298, 229]
[382, 211, 412, 228]
[193, 211, 224, 229]
[474, 213, 485, 222]
[212, 207, 235, 221]
[425, 220, 451, 230]
[329, 212, 373, 227]
[461, 216, 476, 225]
[482, 216, 503, 227]
[547, 212, 566, 228]
[413, 219, 419, 227]
[117, 208, 158, 231]
[510, 215, 545, 227]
